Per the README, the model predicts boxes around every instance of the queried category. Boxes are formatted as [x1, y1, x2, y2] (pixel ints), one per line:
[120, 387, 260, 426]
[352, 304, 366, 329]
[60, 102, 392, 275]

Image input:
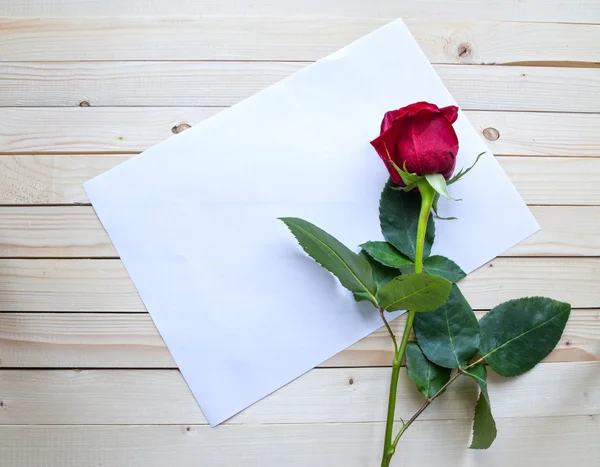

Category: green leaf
[377, 273, 451, 312]
[379, 180, 435, 261]
[448, 151, 486, 185]
[464, 364, 497, 449]
[479, 297, 571, 377]
[424, 173, 459, 201]
[405, 342, 451, 399]
[280, 218, 377, 306]
[359, 251, 399, 289]
[414, 285, 480, 368]
[423, 255, 466, 283]
[360, 241, 414, 269]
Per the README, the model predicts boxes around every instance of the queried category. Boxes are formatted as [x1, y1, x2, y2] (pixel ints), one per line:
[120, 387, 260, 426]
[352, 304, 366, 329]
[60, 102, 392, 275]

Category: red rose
[371, 102, 460, 185]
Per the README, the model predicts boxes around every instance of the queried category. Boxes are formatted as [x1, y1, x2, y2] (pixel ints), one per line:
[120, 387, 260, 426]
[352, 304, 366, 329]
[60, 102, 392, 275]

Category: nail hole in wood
[483, 127, 500, 141]
[349, 378, 354, 385]
[185, 426, 191, 432]
[172, 123, 191, 134]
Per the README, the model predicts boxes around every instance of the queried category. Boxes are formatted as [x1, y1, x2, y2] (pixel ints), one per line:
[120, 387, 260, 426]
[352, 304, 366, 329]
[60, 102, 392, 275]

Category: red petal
[402, 102, 440, 118]
[395, 111, 459, 179]
[371, 130, 405, 186]
[440, 105, 459, 124]
[380, 110, 401, 133]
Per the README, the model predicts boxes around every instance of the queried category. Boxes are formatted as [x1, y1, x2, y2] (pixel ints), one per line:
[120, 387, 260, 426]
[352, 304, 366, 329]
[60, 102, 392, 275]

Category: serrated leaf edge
[468, 391, 497, 450]
[280, 218, 377, 304]
[480, 298, 571, 363]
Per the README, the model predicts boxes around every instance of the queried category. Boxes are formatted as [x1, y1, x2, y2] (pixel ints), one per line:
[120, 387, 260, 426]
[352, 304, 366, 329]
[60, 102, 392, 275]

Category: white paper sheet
[84, 19, 539, 426]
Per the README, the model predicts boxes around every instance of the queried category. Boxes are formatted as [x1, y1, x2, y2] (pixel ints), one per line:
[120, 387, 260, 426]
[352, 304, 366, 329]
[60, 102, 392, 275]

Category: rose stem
[391, 355, 487, 450]
[381, 179, 435, 467]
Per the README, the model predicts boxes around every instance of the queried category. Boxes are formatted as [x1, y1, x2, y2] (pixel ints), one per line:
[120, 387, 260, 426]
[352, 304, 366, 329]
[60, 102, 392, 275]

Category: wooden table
[1, 2, 599, 465]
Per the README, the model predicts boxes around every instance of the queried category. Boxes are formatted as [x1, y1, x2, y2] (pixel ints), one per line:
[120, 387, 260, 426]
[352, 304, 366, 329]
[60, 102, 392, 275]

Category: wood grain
[2, 205, 599, 258]
[2, 62, 599, 112]
[1, 416, 598, 467]
[1, 310, 597, 368]
[2, 155, 598, 205]
[1, 18, 599, 64]
[0, 258, 598, 312]
[1, 0, 599, 464]
[1, 109, 599, 155]
[2, 0, 597, 23]
[0, 363, 597, 424]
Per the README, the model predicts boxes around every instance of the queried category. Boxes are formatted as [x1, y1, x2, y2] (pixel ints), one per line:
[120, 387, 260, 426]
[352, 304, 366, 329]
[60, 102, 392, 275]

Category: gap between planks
[0, 310, 597, 368]
[1, 18, 599, 64]
[0, 63, 599, 112]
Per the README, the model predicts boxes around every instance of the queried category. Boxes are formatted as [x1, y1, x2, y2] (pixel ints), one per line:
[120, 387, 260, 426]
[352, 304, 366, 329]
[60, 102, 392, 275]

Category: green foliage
[377, 273, 451, 312]
[464, 364, 497, 449]
[279, 218, 377, 306]
[448, 151, 486, 185]
[479, 297, 571, 377]
[379, 180, 435, 261]
[360, 241, 413, 269]
[425, 173, 458, 201]
[423, 255, 466, 283]
[358, 251, 399, 290]
[414, 285, 480, 368]
[389, 162, 423, 191]
[405, 342, 451, 399]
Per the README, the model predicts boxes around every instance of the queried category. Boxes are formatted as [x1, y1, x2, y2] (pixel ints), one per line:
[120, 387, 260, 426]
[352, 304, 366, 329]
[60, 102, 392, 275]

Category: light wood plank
[2, 205, 599, 258]
[495, 157, 600, 204]
[0, 363, 597, 424]
[3, 0, 598, 23]
[471, 112, 600, 157]
[1, 155, 598, 205]
[1, 109, 599, 155]
[0, 258, 597, 312]
[2, 63, 599, 113]
[507, 206, 600, 256]
[1, 310, 596, 368]
[0, 107, 219, 154]
[0, 155, 126, 204]
[0, 206, 116, 257]
[1, 416, 598, 467]
[1, 18, 599, 64]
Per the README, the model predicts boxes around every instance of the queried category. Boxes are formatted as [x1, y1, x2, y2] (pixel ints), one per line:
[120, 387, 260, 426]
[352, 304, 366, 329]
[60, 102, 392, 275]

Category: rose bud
[371, 102, 459, 186]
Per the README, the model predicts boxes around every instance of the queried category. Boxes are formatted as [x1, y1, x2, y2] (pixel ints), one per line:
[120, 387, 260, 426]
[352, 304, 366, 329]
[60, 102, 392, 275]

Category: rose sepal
[447, 151, 486, 185]
[389, 162, 424, 192]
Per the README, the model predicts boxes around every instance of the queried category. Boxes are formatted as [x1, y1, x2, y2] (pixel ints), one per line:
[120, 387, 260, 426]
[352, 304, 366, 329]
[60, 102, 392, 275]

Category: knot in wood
[456, 43, 473, 60]
[483, 127, 500, 141]
[79, 101, 91, 107]
[172, 123, 191, 134]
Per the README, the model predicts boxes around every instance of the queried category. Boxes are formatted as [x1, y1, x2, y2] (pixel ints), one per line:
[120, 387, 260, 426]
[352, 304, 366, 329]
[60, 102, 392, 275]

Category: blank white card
[84, 19, 539, 425]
